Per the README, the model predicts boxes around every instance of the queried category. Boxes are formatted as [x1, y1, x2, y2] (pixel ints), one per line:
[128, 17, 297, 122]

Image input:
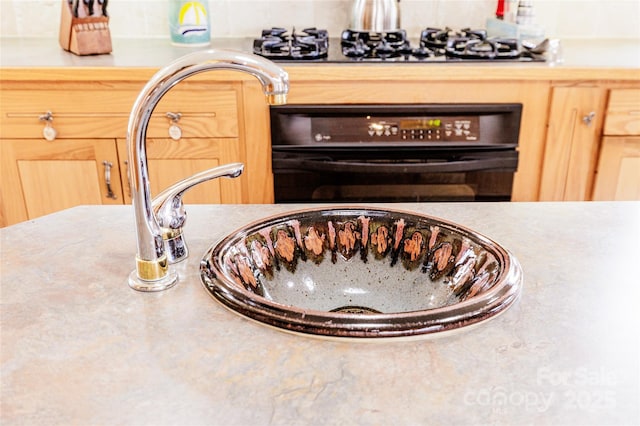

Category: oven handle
[274, 157, 518, 173]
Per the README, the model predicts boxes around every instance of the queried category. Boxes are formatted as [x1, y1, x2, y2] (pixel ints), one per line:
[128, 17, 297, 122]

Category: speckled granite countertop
[1, 202, 639, 425]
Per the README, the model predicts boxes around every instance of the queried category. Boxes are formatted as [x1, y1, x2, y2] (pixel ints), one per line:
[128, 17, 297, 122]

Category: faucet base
[128, 269, 178, 292]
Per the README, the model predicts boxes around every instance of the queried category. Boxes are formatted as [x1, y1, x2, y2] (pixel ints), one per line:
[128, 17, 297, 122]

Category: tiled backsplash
[1, 0, 639, 40]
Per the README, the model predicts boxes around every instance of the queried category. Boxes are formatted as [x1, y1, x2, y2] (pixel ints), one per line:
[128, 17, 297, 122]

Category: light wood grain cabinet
[602, 89, 640, 135]
[592, 89, 640, 200]
[3, 67, 638, 227]
[0, 79, 266, 227]
[539, 86, 607, 201]
[540, 86, 640, 201]
[592, 136, 640, 200]
[116, 137, 243, 205]
[1, 138, 124, 225]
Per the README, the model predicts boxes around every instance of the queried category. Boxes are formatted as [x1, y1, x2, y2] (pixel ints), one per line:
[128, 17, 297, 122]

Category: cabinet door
[117, 138, 243, 205]
[539, 87, 606, 201]
[592, 136, 640, 201]
[603, 89, 640, 135]
[1, 139, 124, 226]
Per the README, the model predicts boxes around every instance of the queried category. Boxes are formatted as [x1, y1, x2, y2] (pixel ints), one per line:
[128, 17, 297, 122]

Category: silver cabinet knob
[582, 111, 596, 127]
[166, 111, 183, 140]
[39, 111, 57, 141]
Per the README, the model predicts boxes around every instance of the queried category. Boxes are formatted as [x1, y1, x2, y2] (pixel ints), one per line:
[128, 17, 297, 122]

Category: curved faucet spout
[127, 49, 289, 292]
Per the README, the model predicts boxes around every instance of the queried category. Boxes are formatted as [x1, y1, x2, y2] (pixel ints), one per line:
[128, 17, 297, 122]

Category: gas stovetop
[253, 27, 545, 63]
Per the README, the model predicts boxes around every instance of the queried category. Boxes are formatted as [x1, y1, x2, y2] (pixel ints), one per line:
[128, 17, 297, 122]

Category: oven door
[273, 146, 518, 203]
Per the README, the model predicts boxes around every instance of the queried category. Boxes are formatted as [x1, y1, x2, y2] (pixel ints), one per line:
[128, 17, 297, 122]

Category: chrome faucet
[127, 49, 289, 292]
[151, 162, 245, 265]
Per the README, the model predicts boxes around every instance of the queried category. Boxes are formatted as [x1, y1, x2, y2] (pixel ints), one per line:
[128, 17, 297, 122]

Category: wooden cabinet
[540, 86, 640, 201]
[115, 84, 244, 206]
[592, 89, 640, 200]
[2, 65, 639, 227]
[0, 76, 270, 227]
[116, 137, 243, 205]
[592, 137, 640, 200]
[1, 138, 124, 225]
[601, 89, 640, 135]
[539, 86, 607, 201]
[0, 87, 132, 139]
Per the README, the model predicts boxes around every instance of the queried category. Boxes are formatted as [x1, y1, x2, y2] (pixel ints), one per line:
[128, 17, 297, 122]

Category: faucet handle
[152, 163, 244, 264]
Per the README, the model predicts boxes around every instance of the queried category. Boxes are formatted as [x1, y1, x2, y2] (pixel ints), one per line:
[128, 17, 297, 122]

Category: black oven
[271, 104, 522, 203]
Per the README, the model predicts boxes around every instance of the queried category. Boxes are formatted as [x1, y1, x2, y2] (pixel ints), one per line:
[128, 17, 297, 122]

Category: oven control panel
[366, 116, 480, 142]
[273, 104, 522, 148]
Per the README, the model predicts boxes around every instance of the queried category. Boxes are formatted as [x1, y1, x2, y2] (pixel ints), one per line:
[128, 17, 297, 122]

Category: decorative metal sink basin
[200, 207, 523, 339]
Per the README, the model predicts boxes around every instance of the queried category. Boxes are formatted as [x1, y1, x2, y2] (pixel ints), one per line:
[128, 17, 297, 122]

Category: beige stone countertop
[1, 202, 639, 425]
[1, 37, 639, 81]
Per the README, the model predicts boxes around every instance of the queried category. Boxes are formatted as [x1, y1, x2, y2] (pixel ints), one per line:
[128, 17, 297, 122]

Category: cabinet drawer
[147, 88, 238, 138]
[0, 88, 134, 139]
[0, 86, 239, 139]
[603, 89, 640, 135]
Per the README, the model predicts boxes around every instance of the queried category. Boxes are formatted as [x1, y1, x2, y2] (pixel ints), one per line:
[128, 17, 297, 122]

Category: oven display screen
[400, 119, 442, 129]
[395, 116, 479, 142]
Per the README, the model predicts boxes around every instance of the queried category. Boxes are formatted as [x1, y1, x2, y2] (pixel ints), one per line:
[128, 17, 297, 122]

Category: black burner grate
[253, 27, 329, 59]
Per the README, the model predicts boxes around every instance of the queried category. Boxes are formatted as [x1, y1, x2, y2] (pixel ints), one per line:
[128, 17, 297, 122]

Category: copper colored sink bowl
[200, 207, 522, 339]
